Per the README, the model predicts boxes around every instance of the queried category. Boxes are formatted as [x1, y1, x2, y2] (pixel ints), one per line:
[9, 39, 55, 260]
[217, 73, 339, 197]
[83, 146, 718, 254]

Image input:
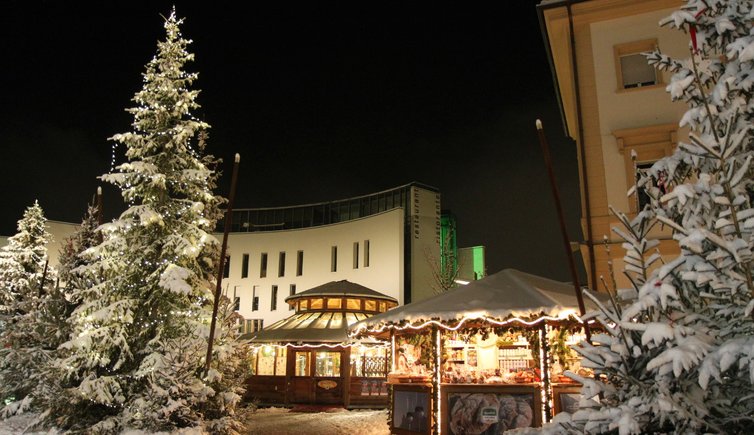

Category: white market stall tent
[350, 268, 608, 435]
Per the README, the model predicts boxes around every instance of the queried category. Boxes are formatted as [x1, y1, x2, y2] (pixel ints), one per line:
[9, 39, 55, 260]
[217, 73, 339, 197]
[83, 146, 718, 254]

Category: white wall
[222, 208, 405, 327]
[408, 186, 441, 303]
[2, 220, 78, 268]
[46, 221, 79, 267]
[590, 8, 689, 213]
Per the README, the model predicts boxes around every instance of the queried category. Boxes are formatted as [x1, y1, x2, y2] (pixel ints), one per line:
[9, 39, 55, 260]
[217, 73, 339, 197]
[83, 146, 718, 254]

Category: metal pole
[205, 153, 241, 374]
[96, 186, 104, 226]
[535, 119, 591, 342]
[38, 259, 49, 297]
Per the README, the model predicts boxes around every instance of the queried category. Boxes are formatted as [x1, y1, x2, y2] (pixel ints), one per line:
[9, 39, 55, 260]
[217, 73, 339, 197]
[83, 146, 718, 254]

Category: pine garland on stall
[539, 1, 754, 433]
[47, 9, 246, 434]
[0, 202, 58, 416]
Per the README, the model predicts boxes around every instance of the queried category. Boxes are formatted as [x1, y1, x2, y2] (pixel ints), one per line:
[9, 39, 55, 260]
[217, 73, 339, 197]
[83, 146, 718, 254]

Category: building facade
[21, 183, 447, 331]
[538, 0, 686, 289]
[223, 182, 442, 332]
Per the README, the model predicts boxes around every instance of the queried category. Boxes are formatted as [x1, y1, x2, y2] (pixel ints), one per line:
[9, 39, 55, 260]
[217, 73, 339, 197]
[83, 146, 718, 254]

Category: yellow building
[538, 0, 688, 290]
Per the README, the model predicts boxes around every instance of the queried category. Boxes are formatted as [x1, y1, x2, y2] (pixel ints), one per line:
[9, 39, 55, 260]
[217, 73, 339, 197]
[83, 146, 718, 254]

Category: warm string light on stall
[544, 324, 555, 421]
[351, 311, 583, 337]
[247, 342, 389, 351]
[435, 329, 442, 435]
[538, 327, 547, 425]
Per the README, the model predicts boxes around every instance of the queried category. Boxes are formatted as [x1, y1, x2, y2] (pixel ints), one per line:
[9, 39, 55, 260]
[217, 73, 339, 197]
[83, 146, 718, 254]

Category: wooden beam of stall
[535, 120, 592, 342]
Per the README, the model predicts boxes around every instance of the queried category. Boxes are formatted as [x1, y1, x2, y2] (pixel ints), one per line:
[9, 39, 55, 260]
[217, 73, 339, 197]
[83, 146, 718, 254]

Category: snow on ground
[0, 408, 390, 435]
[245, 407, 390, 435]
[0, 413, 54, 435]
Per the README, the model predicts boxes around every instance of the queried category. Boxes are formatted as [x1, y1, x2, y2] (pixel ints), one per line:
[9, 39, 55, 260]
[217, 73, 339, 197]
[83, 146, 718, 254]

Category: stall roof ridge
[351, 268, 608, 329]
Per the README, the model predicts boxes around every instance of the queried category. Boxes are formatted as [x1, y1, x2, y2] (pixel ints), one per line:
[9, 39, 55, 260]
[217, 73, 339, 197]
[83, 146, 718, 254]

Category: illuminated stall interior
[243, 280, 398, 407]
[350, 269, 608, 435]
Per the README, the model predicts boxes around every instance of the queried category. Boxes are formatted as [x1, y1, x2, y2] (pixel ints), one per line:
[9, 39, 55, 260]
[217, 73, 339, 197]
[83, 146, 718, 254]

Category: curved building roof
[229, 181, 438, 232]
[244, 280, 397, 343]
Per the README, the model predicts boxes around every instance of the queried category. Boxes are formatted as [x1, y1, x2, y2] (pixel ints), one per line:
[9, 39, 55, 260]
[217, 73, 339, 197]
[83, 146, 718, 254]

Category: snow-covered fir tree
[51, 9, 246, 434]
[33, 201, 103, 428]
[539, 1, 754, 434]
[0, 201, 58, 416]
[57, 201, 101, 304]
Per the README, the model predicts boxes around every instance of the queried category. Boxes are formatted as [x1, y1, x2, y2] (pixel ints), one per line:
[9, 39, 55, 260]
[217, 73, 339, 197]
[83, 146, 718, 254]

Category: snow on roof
[351, 268, 609, 331]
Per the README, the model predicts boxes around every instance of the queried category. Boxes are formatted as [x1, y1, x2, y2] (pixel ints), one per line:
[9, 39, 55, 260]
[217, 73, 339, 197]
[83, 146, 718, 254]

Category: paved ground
[245, 407, 389, 435]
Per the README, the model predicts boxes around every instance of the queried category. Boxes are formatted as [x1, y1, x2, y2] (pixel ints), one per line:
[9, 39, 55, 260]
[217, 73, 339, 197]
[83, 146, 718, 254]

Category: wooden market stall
[349, 269, 608, 435]
[242, 280, 398, 408]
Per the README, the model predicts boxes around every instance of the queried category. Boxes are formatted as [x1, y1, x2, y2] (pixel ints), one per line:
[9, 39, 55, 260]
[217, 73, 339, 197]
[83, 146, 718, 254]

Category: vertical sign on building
[435, 194, 441, 245]
[413, 189, 420, 239]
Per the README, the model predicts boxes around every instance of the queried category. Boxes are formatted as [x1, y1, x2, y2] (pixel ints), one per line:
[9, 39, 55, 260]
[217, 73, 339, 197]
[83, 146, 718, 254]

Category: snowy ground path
[245, 407, 389, 435]
[0, 407, 389, 434]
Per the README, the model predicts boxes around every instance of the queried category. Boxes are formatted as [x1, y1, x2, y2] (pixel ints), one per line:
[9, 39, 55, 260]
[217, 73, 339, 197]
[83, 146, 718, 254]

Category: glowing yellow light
[350, 311, 584, 337]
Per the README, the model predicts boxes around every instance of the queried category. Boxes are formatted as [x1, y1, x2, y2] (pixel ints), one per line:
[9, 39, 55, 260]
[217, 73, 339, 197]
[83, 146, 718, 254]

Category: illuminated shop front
[243, 280, 398, 407]
[350, 269, 607, 434]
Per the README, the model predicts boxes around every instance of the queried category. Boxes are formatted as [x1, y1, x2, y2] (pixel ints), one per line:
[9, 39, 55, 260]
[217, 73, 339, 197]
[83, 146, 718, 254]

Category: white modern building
[222, 182, 442, 333]
[10, 183, 446, 333]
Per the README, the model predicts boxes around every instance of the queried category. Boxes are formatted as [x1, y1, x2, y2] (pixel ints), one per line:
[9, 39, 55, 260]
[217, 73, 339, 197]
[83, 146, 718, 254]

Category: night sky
[1, 1, 585, 282]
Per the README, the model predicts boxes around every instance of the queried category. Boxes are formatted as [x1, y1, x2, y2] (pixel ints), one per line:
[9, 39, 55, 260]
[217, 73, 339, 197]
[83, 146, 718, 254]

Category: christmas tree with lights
[51, 9, 245, 433]
[57, 201, 101, 305]
[542, 1, 754, 433]
[0, 201, 58, 416]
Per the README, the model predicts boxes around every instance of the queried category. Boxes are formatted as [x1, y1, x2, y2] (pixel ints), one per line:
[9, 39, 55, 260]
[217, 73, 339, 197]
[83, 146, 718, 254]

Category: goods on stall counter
[554, 367, 592, 384]
[395, 343, 429, 376]
[442, 366, 543, 384]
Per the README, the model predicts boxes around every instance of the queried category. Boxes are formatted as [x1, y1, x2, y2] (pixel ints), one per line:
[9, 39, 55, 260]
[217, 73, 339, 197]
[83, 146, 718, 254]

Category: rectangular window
[271, 285, 278, 311]
[244, 319, 264, 333]
[289, 284, 296, 310]
[353, 242, 359, 269]
[223, 255, 230, 278]
[315, 352, 341, 377]
[278, 252, 286, 277]
[241, 253, 249, 278]
[364, 240, 370, 267]
[252, 286, 259, 311]
[295, 351, 311, 376]
[347, 298, 361, 310]
[296, 250, 304, 276]
[614, 39, 660, 90]
[331, 246, 338, 272]
[260, 253, 268, 278]
[233, 296, 240, 311]
[613, 124, 676, 213]
[365, 300, 376, 311]
[636, 162, 668, 211]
